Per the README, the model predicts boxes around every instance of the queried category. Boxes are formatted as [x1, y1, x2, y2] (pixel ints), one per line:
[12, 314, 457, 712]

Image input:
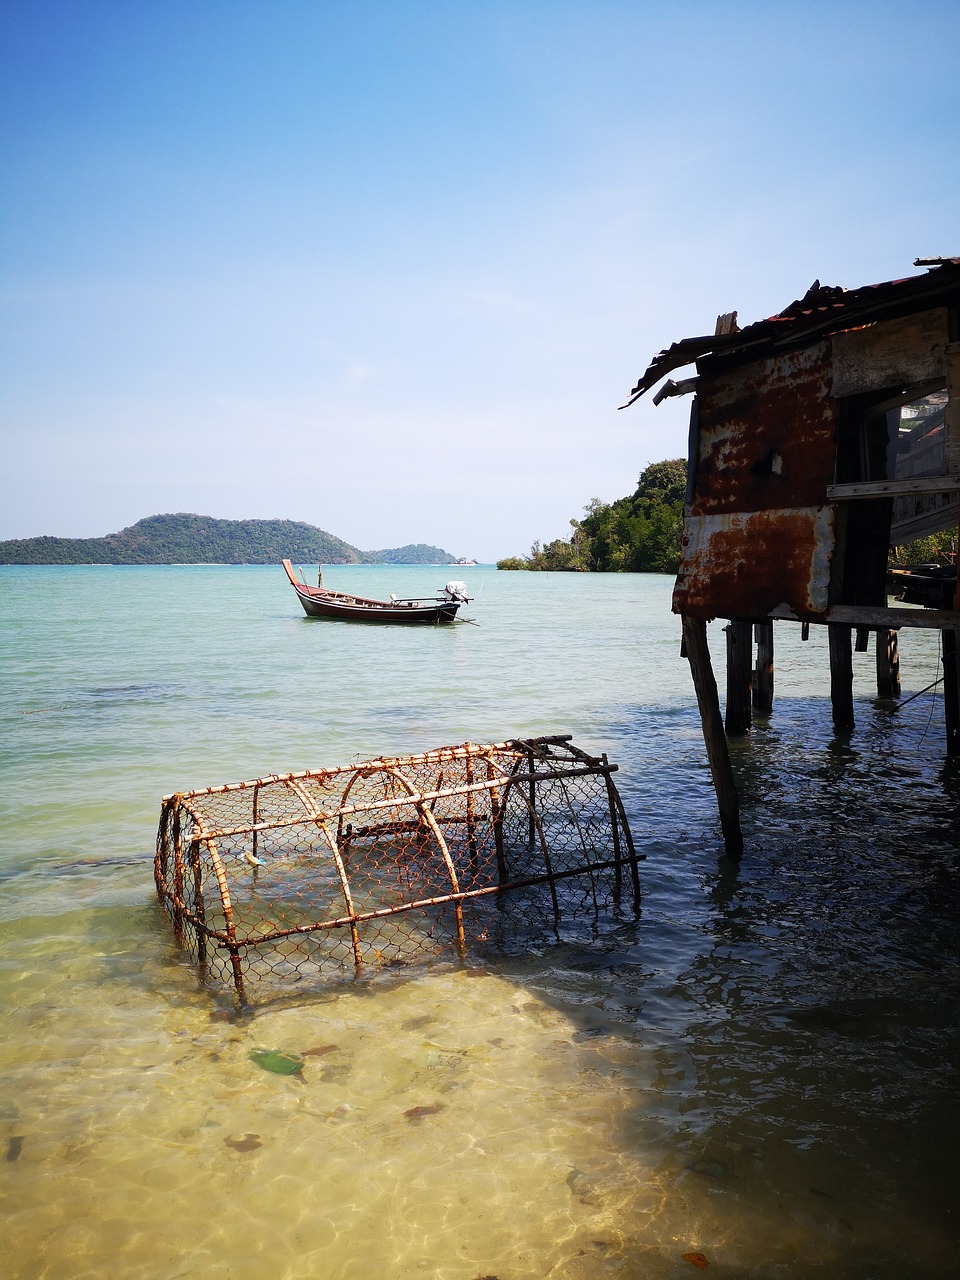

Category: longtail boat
[281, 559, 470, 624]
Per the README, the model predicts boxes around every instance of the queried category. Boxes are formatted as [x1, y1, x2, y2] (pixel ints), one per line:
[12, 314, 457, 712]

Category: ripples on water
[1, 566, 958, 1278]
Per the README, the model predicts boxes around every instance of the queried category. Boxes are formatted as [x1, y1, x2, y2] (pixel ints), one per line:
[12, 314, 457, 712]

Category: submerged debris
[404, 1104, 445, 1121]
[249, 1048, 304, 1076]
[224, 1133, 262, 1153]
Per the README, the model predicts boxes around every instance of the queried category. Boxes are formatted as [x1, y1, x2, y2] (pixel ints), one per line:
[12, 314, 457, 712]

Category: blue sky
[2, 1, 958, 560]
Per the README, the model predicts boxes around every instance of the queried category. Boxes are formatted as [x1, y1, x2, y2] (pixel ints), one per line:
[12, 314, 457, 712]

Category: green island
[498, 458, 686, 572]
[497, 456, 950, 574]
[0, 513, 460, 566]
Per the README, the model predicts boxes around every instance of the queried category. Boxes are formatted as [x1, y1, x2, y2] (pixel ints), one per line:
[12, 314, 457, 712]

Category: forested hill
[0, 514, 459, 566]
[366, 543, 461, 565]
[497, 459, 686, 573]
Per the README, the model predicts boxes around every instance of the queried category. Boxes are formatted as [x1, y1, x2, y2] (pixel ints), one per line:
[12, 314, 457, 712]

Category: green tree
[889, 533, 956, 568]
[497, 458, 687, 574]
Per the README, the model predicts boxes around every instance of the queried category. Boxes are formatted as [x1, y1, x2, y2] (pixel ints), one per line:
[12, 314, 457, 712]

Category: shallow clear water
[1, 565, 958, 1279]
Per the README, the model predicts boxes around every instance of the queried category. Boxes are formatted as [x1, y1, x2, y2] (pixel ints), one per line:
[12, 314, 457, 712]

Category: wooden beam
[945, 338, 960, 477]
[829, 624, 855, 732]
[945, 331, 960, 611]
[652, 376, 698, 405]
[769, 604, 960, 630]
[831, 308, 948, 397]
[827, 477, 960, 500]
[681, 616, 743, 856]
[890, 494, 960, 544]
[876, 629, 901, 698]
[753, 620, 774, 715]
[943, 629, 960, 756]
[859, 377, 947, 418]
[827, 605, 960, 630]
[724, 621, 753, 736]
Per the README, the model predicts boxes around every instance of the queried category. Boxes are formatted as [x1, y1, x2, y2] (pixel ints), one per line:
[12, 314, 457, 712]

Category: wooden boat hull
[281, 560, 464, 624]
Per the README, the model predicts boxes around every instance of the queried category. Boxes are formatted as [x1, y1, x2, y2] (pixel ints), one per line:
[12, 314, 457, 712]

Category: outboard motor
[440, 580, 470, 603]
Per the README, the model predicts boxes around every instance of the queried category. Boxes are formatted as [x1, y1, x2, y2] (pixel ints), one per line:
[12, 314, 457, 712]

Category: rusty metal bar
[197, 764, 615, 843]
[381, 765, 466, 955]
[224, 855, 640, 947]
[155, 737, 640, 1000]
[287, 778, 363, 968]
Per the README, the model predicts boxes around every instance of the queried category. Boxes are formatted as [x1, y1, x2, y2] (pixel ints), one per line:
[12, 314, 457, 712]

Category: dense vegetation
[0, 514, 458, 565]
[365, 543, 460, 565]
[494, 454, 955, 576]
[498, 459, 686, 573]
[889, 533, 956, 568]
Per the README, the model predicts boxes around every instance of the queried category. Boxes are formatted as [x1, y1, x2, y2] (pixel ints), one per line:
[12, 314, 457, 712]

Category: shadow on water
[106, 692, 960, 1275]
[408, 690, 960, 1276]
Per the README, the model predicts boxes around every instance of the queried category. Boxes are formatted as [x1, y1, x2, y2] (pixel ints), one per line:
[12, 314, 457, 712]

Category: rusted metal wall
[674, 507, 835, 620]
[673, 342, 839, 621]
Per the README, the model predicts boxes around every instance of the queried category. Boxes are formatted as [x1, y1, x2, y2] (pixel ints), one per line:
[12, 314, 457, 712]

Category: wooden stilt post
[876, 628, 901, 699]
[943, 311, 959, 751]
[682, 615, 744, 856]
[829, 623, 855, 731]
[943, 628, 960, 756]
[724, 620, 753, 736]
[753, 620, 774, 715]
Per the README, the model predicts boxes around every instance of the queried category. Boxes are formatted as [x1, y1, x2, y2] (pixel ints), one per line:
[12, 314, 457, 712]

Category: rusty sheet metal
[692, 342, 838, 514]
[672, 506, 835, 622]
[621, 258, 960, 409]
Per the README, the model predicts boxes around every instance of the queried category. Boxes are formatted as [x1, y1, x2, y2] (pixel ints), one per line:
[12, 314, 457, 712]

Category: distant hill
[0, 514, 460, 566]
[366, 543, 460, 565]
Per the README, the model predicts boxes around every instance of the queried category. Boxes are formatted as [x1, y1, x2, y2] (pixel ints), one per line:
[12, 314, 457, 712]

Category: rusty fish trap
[155, 736, 641, 1002]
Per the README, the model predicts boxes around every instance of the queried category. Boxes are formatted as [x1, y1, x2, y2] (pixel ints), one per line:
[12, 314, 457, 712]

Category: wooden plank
[828, 605, 960, 629]
[769, 604, 960, 630]
[652, 376, 698, 405]
[715, 311, 739, 336]
[827, 477, 960, 500]
[891, 494, 960, 544]
[681, 616, 743, 856]
[831, 308, 948, 397]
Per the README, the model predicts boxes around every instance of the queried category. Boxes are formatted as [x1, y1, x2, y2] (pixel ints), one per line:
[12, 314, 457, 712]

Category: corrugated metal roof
[621, 257, 960, 409]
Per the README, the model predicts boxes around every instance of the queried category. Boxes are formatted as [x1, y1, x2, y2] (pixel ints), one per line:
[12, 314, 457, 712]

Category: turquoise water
[1, 565, 958, 1278]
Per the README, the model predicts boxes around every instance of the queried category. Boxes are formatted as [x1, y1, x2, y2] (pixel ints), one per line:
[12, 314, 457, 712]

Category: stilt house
[623, 256, 960, 853]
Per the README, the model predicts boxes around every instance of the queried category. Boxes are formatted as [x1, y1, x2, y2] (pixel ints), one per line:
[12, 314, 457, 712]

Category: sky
[1, 1, 958, 562]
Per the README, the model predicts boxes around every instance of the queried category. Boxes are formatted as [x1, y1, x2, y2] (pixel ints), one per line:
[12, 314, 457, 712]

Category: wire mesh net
[155, 736, 641, 1003]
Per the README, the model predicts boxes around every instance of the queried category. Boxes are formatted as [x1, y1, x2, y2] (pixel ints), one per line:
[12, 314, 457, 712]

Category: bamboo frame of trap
[155, 736, 642, 1002]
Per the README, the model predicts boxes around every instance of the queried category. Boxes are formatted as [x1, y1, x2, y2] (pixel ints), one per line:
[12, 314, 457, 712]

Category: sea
[1, 564, 958, 1280]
